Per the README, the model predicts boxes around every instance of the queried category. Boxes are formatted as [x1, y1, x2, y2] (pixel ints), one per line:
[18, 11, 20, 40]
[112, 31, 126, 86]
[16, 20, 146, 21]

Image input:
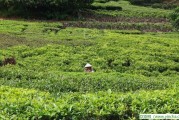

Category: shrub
[88, 5, 106, 10]
[129, 0, 162, 5]
[170, 7, 179, 30]
[106, 6, 122, 10]
[1, 86, 179, 119]
[0, 0, 94, 18]
[0, 0, 94, 9]
[88, 5, 122, 11]
[151, 3, 177, 9]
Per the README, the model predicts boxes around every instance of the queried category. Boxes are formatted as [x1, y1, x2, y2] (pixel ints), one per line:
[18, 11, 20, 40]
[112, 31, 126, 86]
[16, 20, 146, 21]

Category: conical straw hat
[85, 63, 92, 68]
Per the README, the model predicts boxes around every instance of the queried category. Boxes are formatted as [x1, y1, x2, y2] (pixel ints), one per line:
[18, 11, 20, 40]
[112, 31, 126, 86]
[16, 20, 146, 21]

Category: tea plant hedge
[1, 69, 177, 93]
[170, 7, 179, 30]
[1, 86, 179, 119]
[128, 0, 178, 9]
[128, 0, 162, 6]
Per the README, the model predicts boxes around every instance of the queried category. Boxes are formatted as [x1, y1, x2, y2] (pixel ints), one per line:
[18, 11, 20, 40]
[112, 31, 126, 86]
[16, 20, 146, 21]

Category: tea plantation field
[0, 0, 179, 119]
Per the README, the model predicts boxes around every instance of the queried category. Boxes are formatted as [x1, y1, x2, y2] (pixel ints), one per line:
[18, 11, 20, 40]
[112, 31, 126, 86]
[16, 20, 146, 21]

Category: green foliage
[88, 5, 122, 10]
[151, 3, 178, 10]
[0, 0, 94, 18]
[128, 0, 178, 9]
[1, 86, 179, 119]
[93, 0, 172, 18]
[170, 7, 179, 30]
[0, 5, 178, 118]
[0, 20, 179, 99]
[1, 69, 177, 93]
[62, 21, 173, 32]
[0, 0, 94, 9]
[128, 0, 162, 6]
[0, 20, 178, 75]
[90, 1, 123, 11]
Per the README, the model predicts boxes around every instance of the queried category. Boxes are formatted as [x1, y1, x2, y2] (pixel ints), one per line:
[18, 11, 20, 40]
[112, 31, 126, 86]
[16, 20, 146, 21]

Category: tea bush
[1, 68, 177, 93]
[151, 3, 178, 9]
[170, 7, 179, 30]
[0, 20, 178, 75]
[94, 0, 171, 18]
[128, 0, 162, 6]
[1, 86, 179, 119]
[88, 5, 122, 10]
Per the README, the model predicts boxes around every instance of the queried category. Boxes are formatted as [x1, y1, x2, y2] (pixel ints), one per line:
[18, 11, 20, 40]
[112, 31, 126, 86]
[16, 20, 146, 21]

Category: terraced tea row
[1, 71, 178, 93]
[62, 21, 173, 32]
[1, 86, 179, 119]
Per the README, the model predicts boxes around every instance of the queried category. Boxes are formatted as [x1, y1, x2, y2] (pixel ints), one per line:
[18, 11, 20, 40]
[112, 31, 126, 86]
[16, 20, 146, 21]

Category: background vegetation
[170, 7, 179, 30]
[0, 0, 94, 19]
[128, 0, 179, 9]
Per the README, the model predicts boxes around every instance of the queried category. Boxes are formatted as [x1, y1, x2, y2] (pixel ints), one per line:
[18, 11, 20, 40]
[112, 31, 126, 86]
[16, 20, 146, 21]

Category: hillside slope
[0, 0, 179, 119]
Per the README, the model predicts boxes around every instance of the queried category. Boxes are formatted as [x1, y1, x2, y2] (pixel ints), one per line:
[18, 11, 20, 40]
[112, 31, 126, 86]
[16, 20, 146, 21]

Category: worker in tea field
[84, 63, 94, 72]
[2, 57, 16, 66]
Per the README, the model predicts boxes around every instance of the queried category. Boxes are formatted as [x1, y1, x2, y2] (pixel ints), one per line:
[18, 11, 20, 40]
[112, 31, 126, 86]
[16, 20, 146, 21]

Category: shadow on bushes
[0, 57, 16, 66]
[88, 5, 122, 11]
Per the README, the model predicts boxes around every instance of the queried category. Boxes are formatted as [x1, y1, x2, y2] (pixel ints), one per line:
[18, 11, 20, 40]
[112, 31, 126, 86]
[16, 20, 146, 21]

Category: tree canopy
[0, 0, 94, 18]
